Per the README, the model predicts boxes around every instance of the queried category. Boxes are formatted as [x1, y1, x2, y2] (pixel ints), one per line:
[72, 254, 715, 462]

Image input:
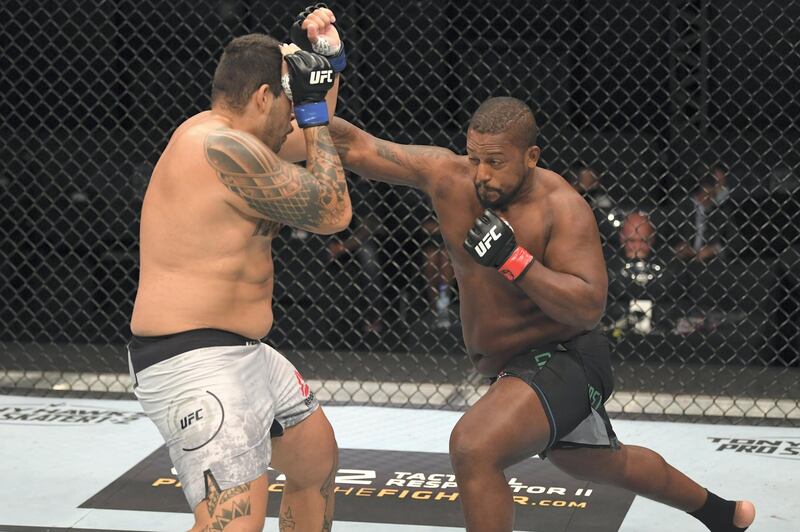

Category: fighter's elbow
[319, 206, 353, 235]
[333, 208, 353, 233]
[577, 314, 602, 331]
[567, 293, 605, 330]
[579, 297, 606, 329]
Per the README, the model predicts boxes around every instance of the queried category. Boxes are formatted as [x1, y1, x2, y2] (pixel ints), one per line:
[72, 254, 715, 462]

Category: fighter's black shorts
[496, 328, 619, 456]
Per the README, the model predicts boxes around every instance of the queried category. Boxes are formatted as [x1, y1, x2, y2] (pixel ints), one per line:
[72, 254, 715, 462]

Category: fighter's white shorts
[127, 328, 318, 510]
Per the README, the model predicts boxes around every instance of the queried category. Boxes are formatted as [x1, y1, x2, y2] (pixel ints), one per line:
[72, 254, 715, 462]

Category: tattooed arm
[328, 117, 466, 194]
[205, 126, 351, 234]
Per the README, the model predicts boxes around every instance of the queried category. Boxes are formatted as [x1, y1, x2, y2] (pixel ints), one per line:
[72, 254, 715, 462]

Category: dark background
[1, 0, 798, 421]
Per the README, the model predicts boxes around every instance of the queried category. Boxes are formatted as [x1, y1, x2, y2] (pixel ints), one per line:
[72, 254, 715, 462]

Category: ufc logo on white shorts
[310, 70, 334, 84]
[473, 225, 502, 257]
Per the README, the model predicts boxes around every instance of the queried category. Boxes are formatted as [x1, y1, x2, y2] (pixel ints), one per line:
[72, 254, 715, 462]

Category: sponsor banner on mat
[82, 447, 634, 530]
[707, 436, 800, 460]
[0, 403, 147, 426]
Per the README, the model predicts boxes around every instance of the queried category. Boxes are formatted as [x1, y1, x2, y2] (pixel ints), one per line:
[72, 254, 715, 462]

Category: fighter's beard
[474, 176, 526, 210]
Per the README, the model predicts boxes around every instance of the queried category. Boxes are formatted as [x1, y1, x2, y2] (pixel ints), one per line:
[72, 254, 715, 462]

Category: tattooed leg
[279, 506, 297, 531]
[191, 471, 268, 532]
[277, 457, 337, 532]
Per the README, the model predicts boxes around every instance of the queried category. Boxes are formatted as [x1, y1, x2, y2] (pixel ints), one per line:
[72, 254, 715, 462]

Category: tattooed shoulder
[203, 128, 326, 230]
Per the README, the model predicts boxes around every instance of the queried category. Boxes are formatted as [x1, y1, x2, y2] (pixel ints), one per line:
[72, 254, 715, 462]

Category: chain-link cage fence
[1, 0, 798, 424]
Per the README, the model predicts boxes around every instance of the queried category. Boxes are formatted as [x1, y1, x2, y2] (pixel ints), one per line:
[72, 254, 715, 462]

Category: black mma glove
[290, 3, 347, 72]
[284, 51, 335, 128]
[463, 209, 535, 282]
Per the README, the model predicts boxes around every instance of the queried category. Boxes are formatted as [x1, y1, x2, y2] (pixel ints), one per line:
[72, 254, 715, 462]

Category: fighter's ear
[525, 145, 541, 168]
[253, 84, 273, 112]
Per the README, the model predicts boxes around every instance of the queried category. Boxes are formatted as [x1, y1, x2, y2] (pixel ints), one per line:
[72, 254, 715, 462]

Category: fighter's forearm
[329, 118, 416, 186]
[513, 261, 606, 330]
[329, 117, 451, 191]
[304, 126, 352, 231]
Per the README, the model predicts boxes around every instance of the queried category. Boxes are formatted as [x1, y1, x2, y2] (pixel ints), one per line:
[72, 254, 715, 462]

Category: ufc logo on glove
[473, 225, 503, 257]
[310, 70, 334, 84]
[464, 210, 535, 282]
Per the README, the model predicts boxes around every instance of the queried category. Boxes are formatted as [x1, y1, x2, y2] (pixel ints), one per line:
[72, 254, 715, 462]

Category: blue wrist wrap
[295, 101, 329, 128]
[328, 43, 346, 72]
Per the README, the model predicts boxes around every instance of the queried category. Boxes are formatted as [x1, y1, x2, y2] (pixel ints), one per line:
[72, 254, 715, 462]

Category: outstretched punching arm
[329, 117, 465, 193]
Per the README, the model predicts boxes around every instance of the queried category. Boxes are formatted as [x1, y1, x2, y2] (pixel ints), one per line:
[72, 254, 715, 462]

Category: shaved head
[468, 97, 538, 149]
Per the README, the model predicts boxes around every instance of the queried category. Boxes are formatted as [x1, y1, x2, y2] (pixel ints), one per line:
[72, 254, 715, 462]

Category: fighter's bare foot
[733, 500, 756, 529]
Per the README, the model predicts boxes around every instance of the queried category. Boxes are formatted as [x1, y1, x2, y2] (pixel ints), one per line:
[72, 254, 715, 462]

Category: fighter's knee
[274, 409, 339, 489]
[318, 439, 339, 487]
[318, 433, 339, 474]
[314, 431, 339, 467]
[287, 438, 338, 491]
[449, 426, 495, 472]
